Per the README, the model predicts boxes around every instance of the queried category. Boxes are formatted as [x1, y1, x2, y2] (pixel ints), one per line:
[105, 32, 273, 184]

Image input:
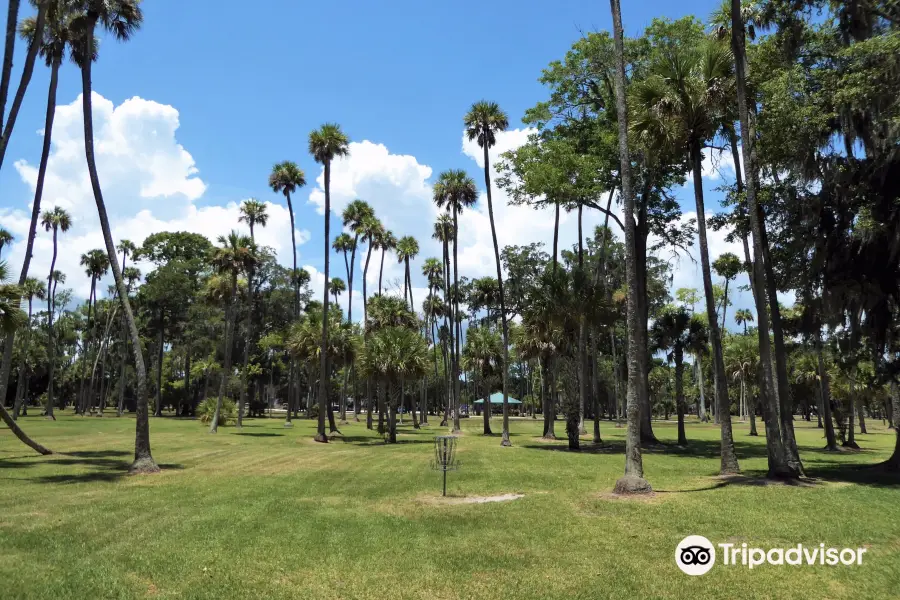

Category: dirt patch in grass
[420, 493, 525, 505]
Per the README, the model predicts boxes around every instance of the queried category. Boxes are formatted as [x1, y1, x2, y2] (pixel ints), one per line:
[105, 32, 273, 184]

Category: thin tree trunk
[816, 334, 838, 450]
[0, 0, 21, 135]
[690, 141, 739, 474]
[675, 349, 687, 445]
[315, 161, 331, 443]
[285, 190, 298, 429]
[0, 0, 47, 172]
[610, 0, 649, 493]
[155, 320, 164, 417]
[728, 0, 795, 479]
[451, 207, 461, 434]
[81, 22, 155, 470]
[211, 275, 237, 434]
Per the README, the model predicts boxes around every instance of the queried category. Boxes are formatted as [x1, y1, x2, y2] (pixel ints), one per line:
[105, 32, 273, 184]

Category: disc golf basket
[431, 436, 459, 496]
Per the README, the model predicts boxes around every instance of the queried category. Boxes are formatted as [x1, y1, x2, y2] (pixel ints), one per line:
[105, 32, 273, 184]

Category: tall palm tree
[75, 0, 154, 472]
[40, 205, 69, 419]
[608, 0, 650, 494]
[12, 276, 44, 418]
[464, 101, 512, 446]
[209, 231, 255, 433]
[0, 0, 48, 173]
[236, 198, 267, 428]
[378, 230, 396, 295]
[631, 38, 740, 476]
[359, 214, 382, 427]
[734, 308, 754, 334]
[728, 0, 797, 478]
[0, 228, 11, 260]
[308, 123, 350, 443]
[396, 235, 419, 310]
[432, 214, 454, 425]
[77, 248, 108, 415]
[341, 199, 374, 323]
[433, 170, 477, 433]
[269, 160, 307, 427]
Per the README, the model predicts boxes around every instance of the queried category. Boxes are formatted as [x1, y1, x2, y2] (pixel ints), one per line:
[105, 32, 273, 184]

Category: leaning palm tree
[40, 205, 70, 418]
[12, 276, 45, 419]
[464, 100, 512, 447]
[433, 170, 477, 433]
[74, 0, 154, 472]
[308, 122, 350, 443]
[630, 38, 740, 475]
[209, 231, 256, 433]
[608, 0, 650, 494]
[269, 160, 307, 427]
[0, 0, 49, 172]
[0, 228, 11, 260]
[236, 198, 267, 428]
[395, 235, 419, 311]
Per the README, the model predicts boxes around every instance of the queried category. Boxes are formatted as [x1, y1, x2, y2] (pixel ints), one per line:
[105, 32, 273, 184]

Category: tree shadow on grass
[0, 450, 184, 484]
[237, 432, 284, 438]
[522, 438, 773, 460]
[336, 435, 434, 446]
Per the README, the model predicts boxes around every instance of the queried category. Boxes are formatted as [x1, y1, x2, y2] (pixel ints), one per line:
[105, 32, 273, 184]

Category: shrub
[307, 403, 320, 419]
[197, 397, 237, 426]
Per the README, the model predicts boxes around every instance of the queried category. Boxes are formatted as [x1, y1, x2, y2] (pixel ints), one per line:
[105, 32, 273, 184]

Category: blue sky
[0, 0, 755, 326]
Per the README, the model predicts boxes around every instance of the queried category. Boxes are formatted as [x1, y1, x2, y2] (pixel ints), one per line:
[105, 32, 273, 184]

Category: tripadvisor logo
[675, 536, 868, 576]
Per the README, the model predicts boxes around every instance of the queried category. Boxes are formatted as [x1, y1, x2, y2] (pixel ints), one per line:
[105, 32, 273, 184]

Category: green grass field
[1, 412, 898, 599]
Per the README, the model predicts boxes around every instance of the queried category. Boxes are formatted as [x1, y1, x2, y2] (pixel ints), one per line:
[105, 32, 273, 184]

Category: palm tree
[308, 123, 350, 443]
[396, 235, 419, 310]
[269, 160, 307, 427]
[713, 252, 742, 332]
[608, 0, 650, 494]
[734, 308, 754, 334]
[463, 325, 502, 435]
[209, 231, 256, 433]
[40, 205, 69, 418]
[359, 214, 382, 427]
[75, 0, 154, 472]
[433, 170, 477, 433]
[464, 100, 513, 447]
[330, 277, 345, 308]
[432, 215, 454, 425]
[341, 199, 374, 323]
[236, 198, 267, 428]
[650, 305, 707, 445]
[0, 0, 49, 173]
[332, 233, 355, 313]
[378, 230, 396, 295]
[12, 277, 45, 419]
[0, 228, 11, 260]
[0, 260, 44, 452]
[78, 248, 108, 415]
[631, 38, 740, 476]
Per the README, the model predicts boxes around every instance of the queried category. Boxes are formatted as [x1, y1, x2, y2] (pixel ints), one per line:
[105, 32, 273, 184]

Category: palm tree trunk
[480, 144, 511, 446]
[697, 356, 707, 420]
[378, 247, 386, 295]
[117, 339, 126, 417]
[78, 279, 96, 415]
[451, 208, 461, 434]
[0, 0, 21, 134]
[12, 298, 32, 419]
[315, 160, 331, 443]
[183, 338, 192, 416]
[591, 332, 602, 443]
[285, 190, 298, 428]
[363, 242, 373, 428]
[728, 0, 795, 479]
[238, 240, 256, 429]
[80, 18, 155, 470]
[211, 274, 238, 433]
[675, 348, 687, 445]
[0, 0, 46, 172]
[155, 320, 164, 417]
[690, 140, 739, 475]
[609, 0, 649, 494]
[816, 333, 838, 450]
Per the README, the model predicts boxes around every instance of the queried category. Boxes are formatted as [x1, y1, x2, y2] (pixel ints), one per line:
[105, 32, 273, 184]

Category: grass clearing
[2, 413, 898, 599]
